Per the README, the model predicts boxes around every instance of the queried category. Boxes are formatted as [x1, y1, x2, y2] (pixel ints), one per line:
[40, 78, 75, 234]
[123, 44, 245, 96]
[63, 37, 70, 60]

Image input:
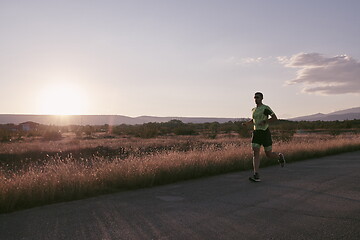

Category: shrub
[0, 129, 12, 142]
[273, 130, 295, 142]
[174, 126, 197, 135]
[236, 122, 251, 138]
[43, 130, 62, 141]
[138, 123, 159, 138]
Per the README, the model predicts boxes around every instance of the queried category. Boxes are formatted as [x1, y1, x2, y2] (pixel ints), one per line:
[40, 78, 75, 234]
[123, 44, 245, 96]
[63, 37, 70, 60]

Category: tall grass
[1, 134, 360, 213]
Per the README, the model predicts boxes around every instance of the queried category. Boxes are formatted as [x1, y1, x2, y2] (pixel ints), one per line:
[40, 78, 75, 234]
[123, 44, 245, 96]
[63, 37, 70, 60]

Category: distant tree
[174, 124, 197, 136]
[84, 125, 94, 137]
[138, 123, 159, 138]
[0, 128, 12, 142]
[43, 130, 62, 141]
[220, 121, 237, 134]
[235, 121, 251, 138]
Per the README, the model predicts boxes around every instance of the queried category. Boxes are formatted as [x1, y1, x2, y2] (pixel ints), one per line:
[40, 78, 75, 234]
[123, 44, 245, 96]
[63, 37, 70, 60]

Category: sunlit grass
[1, 134, 359, 213]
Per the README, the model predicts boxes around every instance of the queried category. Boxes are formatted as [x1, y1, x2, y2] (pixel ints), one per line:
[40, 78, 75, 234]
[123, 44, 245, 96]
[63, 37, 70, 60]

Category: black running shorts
[251, 128, 273, 148]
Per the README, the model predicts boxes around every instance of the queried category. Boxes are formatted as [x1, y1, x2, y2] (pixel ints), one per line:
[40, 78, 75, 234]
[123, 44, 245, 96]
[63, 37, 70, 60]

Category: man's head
[254, 92, 263, 105]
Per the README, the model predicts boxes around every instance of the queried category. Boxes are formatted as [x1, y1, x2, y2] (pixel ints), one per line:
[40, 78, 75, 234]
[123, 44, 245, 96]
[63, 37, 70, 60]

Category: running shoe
[278, 153, 286, 167]
[249, 172, 261, 182]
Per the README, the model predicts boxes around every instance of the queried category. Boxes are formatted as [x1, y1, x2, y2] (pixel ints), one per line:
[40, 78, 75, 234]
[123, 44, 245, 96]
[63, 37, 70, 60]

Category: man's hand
[242, 120, 253, 127]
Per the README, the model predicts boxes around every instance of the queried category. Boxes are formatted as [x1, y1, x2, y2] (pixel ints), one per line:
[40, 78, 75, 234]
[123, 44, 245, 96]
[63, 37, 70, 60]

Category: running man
[242, 92, 285, 182]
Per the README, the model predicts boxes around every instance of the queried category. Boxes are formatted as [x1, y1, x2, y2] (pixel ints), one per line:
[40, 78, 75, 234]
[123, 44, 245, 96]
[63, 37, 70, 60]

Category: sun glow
[39, 83, 88, 115]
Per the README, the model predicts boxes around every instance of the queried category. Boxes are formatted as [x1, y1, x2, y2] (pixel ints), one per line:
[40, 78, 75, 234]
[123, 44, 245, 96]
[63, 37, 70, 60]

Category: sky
[1, 0, 360, 119]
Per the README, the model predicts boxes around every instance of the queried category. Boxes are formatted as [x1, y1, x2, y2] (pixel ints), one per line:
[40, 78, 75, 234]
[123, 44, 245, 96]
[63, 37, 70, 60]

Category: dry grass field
[1, 133, 360, 213]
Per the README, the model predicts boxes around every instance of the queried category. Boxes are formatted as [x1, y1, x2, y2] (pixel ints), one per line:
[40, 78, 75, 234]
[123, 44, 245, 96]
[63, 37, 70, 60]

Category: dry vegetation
[1, 133, 360, 213]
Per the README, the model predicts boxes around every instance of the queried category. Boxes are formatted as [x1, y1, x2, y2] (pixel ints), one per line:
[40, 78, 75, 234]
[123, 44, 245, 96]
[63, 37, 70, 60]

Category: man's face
[254, 94, 263, 104]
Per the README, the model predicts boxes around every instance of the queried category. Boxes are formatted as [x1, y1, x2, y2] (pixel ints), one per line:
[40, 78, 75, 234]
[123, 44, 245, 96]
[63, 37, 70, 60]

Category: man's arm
[242, 119, 253, 126]
[262, 113, 277, 125]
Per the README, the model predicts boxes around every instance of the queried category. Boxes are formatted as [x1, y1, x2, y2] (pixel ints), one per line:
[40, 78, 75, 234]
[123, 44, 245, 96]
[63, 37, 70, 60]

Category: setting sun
[38, 83, 88, 115]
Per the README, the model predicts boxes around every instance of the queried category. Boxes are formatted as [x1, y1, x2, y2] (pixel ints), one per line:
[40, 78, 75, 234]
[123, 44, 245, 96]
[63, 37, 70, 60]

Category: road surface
[1, 151, 360, 239]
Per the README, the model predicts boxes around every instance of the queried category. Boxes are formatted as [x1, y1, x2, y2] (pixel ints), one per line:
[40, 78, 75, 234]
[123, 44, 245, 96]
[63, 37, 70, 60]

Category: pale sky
[1, 0, 359, 118]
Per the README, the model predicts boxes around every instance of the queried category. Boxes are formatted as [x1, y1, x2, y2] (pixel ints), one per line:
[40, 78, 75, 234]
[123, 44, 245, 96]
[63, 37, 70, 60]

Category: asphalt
[0, 151, 360, 240]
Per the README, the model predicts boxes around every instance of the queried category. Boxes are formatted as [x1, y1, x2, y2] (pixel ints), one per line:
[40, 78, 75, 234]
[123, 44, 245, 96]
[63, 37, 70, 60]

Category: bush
[43, 130, 62, 141]
[273, 130, 295, 142]
[138, 123, 159, 138]
[174, 126, 197, 136]
[0, 130, 11, 142]
[236, 122, 251, 138]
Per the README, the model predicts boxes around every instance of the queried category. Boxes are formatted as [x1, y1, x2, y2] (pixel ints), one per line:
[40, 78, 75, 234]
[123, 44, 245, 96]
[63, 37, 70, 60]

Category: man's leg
[265, 146, 285, 167]
[252, 145, 261, 174]
[263, 129, 285, 167]
[265, 146, 278, 159]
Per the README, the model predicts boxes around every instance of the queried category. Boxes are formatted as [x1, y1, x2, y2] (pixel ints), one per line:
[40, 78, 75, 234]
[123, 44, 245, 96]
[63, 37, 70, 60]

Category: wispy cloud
[239, 57, 266, 64]
[279, 53, 360, 95]
[212, 56, 269, 66]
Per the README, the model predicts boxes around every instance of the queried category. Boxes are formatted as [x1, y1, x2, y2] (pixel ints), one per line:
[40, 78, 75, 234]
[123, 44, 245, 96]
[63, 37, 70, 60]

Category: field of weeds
[1, 133, 360, 213]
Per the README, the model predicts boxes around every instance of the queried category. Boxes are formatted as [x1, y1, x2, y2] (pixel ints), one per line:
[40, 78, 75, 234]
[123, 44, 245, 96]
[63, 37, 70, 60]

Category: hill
[289, 107, 360, 121]
[0, 114, 245, 126]
[2, 106, 358, 125]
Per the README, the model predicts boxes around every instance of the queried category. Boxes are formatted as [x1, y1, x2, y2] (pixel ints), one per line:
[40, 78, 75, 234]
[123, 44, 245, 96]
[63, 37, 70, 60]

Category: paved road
[1, 151, 360, 240]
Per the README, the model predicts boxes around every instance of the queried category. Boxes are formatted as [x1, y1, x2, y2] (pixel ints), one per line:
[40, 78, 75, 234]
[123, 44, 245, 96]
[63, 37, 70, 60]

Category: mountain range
[0, 114, 246, 126]
[289, 107, 360, 121]
[0, 107, 359, 125]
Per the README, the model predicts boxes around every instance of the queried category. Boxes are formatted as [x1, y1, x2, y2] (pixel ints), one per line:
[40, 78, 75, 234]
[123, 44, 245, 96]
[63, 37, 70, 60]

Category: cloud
[279, 53, 360, 95]
[207, 56, 271, 69]
[216, 56, 270, 66]
[239, 57, 265, 64]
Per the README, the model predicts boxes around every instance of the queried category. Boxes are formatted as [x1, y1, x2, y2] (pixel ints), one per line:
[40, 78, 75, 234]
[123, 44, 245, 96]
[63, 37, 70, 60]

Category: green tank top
[252, 104, 274, 130]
